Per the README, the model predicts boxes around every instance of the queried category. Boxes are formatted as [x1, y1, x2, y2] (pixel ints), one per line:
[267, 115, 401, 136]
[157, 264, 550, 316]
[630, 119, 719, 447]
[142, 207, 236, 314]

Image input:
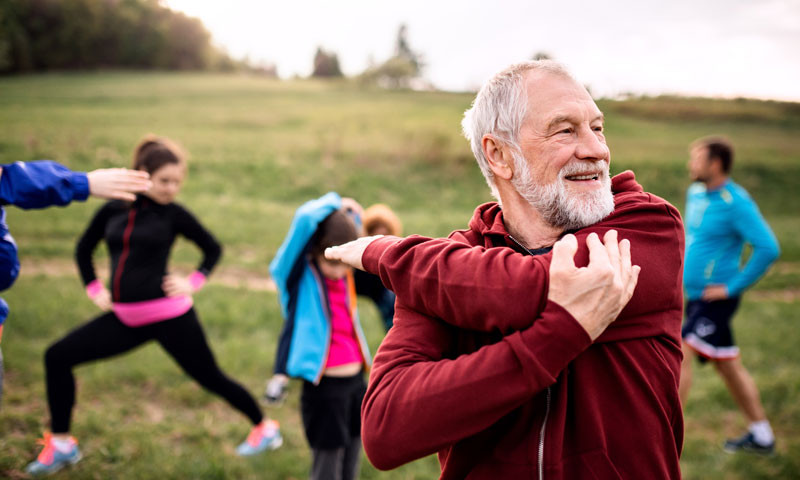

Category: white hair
[462, 60, 575, 200]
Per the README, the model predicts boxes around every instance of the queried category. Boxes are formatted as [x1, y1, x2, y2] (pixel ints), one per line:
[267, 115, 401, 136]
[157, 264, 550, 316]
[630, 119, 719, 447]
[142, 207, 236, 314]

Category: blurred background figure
[266, 192, 370, 480]
[355, 204, 402, 331]
[25, 136, 280, 476]
[265, 200, 401, 406]
[0, 161, 150, 405]
[680, 136, 780, 455]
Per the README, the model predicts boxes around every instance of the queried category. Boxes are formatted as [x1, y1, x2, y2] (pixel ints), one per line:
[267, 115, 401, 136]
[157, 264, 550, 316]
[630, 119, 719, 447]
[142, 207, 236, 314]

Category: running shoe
[236, 419, 283, 456]
[25, 432, 82, 475]
[263, 376, 289, 405]
[723, 431, 775, 455]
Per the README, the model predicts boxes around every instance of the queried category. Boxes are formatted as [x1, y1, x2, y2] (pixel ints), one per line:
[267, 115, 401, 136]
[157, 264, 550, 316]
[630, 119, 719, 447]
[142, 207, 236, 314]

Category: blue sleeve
[0, 161, 90, 209]
[0, 209, 20, 294]
[726, 194, 780, 296]
[269, 192, 341, 317]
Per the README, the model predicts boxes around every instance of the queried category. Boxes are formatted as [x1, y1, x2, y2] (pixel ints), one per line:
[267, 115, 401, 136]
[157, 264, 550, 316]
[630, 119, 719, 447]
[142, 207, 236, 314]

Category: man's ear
[707, 155, 723, 175]
[482, 135, 514, 181]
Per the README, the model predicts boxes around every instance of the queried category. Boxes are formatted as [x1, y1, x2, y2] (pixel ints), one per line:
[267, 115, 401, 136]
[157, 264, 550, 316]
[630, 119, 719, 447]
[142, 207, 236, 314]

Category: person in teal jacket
[679, 136, 780, 455]
[267, 192, 371, 480]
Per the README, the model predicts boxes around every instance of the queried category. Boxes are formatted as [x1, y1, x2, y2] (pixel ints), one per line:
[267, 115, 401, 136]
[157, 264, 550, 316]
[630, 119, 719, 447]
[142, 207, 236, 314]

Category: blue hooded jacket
[269, 192, 371, 383]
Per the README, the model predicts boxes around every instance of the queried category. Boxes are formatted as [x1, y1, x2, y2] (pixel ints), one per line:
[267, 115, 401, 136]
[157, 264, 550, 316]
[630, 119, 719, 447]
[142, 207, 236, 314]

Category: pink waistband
[113, 296, 193, 327]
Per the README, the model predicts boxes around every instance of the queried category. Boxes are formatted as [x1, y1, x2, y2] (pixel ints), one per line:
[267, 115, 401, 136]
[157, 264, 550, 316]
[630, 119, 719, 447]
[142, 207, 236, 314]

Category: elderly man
[327, 61, 684, 479]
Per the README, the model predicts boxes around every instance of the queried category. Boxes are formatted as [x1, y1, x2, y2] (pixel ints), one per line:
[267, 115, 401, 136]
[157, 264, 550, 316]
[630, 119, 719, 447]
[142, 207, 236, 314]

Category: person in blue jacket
[0, 160, 150, 404]
[266, 192, 371, 480]
[679, 136, 780, 455]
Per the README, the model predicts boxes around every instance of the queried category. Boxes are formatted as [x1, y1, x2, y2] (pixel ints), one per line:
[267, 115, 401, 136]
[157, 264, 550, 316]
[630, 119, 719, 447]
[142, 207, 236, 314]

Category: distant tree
[311, 47, 342, 77]
[360, 24, 425, 89]
[531, 51, 552, 61]
[394, 24, 422, 73]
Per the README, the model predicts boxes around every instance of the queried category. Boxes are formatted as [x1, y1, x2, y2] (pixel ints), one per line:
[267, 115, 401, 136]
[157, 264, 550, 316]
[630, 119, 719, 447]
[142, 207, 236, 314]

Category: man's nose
[575, 127, 609, 161]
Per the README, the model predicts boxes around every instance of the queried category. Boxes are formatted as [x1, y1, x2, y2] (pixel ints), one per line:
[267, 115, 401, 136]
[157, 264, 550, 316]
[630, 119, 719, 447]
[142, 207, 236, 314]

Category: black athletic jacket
[76, 195, 222, 303]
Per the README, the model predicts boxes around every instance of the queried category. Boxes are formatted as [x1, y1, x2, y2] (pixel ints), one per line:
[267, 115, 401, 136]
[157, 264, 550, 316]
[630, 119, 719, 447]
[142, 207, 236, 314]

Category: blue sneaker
[723, 431, 775, 455]
[26, 432, 82, 475]
[237, 419, 283, 456]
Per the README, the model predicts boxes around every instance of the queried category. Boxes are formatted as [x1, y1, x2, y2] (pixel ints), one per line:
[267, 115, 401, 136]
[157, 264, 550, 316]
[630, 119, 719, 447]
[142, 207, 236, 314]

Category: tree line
[0, 0, 240, 73]
[0, 2, 426, 89]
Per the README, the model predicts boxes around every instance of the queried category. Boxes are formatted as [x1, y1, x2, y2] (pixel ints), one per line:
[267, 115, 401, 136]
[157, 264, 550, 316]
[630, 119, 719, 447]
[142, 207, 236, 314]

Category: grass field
[0, 72, 798, 479]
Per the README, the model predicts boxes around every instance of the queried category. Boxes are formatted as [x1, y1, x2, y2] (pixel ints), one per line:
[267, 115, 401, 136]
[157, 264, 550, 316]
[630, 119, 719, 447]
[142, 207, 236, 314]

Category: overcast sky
[166, 0, 800, 101]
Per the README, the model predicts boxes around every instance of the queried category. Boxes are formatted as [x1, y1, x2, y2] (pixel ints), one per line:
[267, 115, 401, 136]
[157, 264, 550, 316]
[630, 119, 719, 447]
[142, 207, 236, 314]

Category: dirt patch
[19, 258, 276, 292]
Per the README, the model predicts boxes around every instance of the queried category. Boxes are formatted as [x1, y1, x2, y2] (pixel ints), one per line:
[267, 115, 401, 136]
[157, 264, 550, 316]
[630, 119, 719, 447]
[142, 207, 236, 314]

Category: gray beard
[511, 153, 615, 231]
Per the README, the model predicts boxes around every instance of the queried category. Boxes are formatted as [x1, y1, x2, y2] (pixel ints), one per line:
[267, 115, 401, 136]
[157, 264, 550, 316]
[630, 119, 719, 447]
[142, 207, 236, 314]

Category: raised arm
[0, 161, 149, 208]
[1, 161, 90, 208]
[330, 195, 682, 335]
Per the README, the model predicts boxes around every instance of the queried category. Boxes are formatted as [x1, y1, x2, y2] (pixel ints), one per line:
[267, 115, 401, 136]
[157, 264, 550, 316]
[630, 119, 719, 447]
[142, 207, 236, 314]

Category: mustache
[559, 161, 609, 177]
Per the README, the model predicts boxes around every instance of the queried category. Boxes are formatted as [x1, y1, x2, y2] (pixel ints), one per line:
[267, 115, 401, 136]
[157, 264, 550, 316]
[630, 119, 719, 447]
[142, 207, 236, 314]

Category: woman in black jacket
[26, 136, 281, 476]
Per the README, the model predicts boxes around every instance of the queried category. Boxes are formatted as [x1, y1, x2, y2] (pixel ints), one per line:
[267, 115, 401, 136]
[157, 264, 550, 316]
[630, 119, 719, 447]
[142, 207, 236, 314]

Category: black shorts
[681, 297, 741, 363]
[301, 372, 366, 449]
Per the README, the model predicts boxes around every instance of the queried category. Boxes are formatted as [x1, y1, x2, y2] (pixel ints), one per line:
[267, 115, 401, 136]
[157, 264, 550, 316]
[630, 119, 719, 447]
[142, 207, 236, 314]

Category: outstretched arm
[0, 161, 149, 208]
[327, 199, 681, 334]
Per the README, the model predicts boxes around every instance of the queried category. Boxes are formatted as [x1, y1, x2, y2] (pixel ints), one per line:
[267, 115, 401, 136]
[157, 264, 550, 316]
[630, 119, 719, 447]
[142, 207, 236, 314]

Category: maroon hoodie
[361, 171, 684, 479]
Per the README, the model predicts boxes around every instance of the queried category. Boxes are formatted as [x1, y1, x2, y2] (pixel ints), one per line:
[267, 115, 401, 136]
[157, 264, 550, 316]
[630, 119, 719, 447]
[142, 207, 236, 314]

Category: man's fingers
[619, 237, 632, 284]
[550, 234, 578, 272]
[324, 235, 383, 271]
[626, 265, 642, 300]
[111, 192, 137, 202]
[586, 232, 611, 269]
[603, 230, 620, 272]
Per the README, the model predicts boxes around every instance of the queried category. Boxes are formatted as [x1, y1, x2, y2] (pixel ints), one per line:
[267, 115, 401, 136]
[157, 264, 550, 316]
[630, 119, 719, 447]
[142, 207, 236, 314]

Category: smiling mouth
[565, 173, 600, 181]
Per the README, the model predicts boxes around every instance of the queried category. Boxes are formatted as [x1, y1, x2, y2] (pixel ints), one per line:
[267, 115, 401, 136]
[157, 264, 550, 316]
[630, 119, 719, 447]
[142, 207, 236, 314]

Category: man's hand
[547, 230, 641, 341]
[324, 235, 384, 271]
[90, 286, 113, 311]
[701, 284, 729, 301]
[87, 168, 151, 201]
[162, 274, 193, 297]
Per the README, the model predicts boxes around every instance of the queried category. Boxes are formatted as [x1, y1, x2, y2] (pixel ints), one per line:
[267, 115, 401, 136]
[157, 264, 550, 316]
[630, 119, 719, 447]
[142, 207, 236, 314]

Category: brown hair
[311, 210, 358, 257]
[363, 204, 403, 236]
[691, 136, 734, 174]
[132, 135, 186, 174]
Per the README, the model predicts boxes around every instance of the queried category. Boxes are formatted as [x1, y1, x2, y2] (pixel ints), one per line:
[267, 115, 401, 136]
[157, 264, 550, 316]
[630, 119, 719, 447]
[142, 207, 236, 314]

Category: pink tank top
[324, 277, 362, 368]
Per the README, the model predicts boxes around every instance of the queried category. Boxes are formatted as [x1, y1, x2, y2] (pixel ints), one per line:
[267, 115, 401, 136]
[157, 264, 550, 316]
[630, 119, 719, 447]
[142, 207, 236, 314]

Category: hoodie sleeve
[0, 161, 89, 209]
[362, 299, 591, 470]
[363, 235, 551, 334]
[269, 192, 341, 317]
[362, 194, 685, 336]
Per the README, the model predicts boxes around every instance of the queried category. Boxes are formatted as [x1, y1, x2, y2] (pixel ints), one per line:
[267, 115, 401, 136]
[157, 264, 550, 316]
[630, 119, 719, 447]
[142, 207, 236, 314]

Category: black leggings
[44, 308, 263, 433]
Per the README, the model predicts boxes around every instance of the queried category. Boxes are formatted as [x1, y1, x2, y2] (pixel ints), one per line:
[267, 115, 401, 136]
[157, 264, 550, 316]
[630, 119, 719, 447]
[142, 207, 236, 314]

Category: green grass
[0, 72, 798, 479]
